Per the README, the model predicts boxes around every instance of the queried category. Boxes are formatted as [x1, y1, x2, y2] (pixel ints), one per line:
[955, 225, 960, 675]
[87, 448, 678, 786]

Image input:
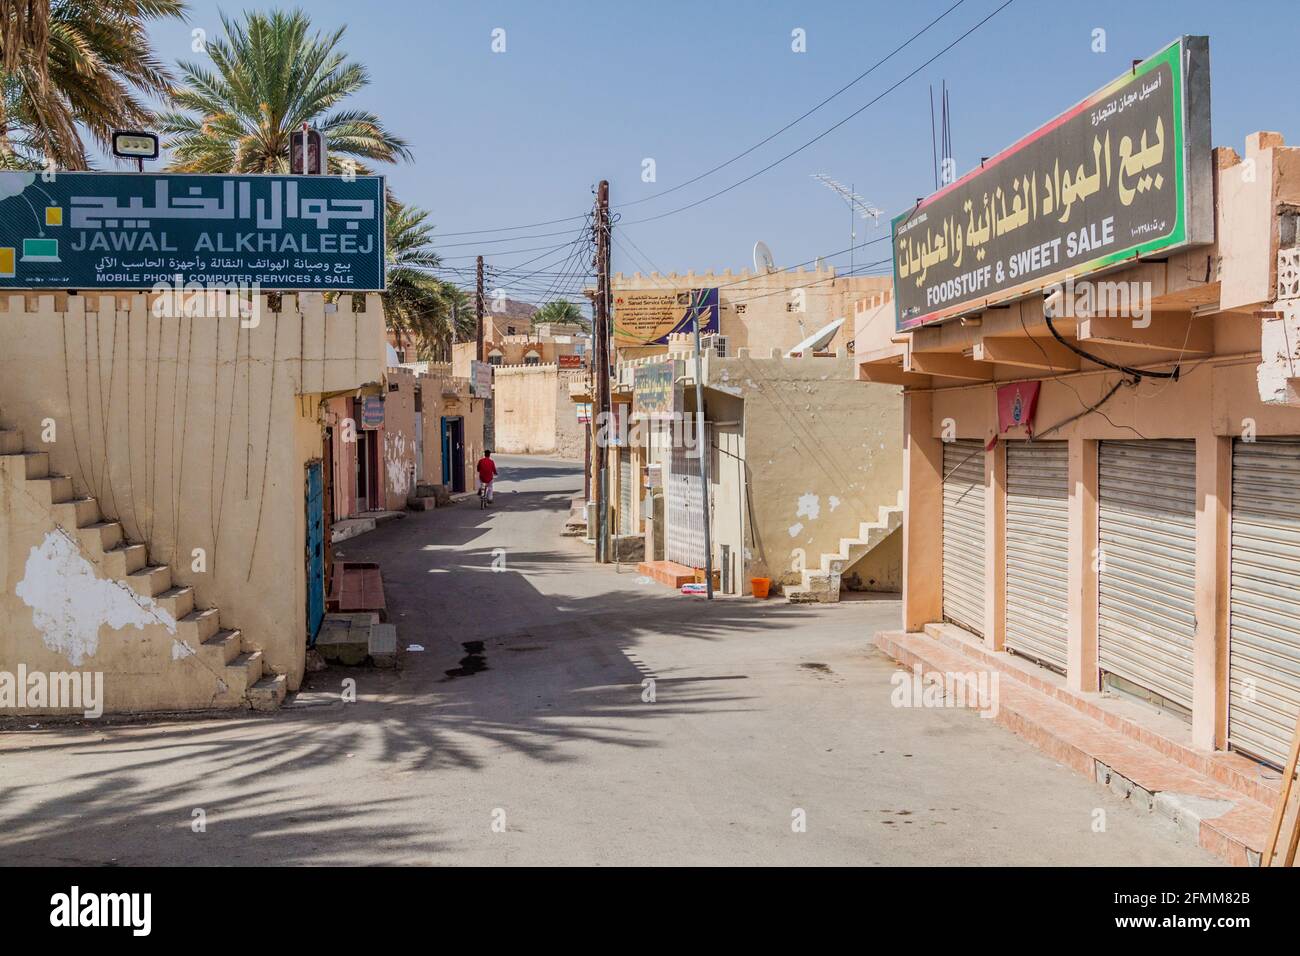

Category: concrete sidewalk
[875, 625, 1277, 865]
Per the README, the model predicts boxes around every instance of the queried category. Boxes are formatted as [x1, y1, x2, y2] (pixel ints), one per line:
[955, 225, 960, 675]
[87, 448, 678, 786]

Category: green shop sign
[0, 171, 386, 291]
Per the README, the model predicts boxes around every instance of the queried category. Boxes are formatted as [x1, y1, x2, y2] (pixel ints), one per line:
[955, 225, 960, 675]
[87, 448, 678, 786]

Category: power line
[618, 0, 968, 209]
[421, 0, 984, 239]
[621, 0, 1016, 226]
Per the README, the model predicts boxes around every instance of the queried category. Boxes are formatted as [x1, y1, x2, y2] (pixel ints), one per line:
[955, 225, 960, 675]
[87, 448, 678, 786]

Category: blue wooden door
[306, 460, 325, 644]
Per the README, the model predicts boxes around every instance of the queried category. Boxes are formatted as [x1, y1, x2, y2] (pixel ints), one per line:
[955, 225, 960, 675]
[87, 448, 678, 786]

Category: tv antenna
[811, 174, 881, 278]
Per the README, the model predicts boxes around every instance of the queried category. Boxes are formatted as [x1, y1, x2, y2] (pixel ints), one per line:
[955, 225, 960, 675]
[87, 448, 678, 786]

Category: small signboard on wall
[361, 396, 384, 430]
[470, 360, 493, 398]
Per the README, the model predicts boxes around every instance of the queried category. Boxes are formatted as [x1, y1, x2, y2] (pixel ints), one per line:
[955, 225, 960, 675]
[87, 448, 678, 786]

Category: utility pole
[692, 303, 714, 599]
[475, 254, 495, 453]
[475, 255, 485, 363]
[594, 180, 612, 564]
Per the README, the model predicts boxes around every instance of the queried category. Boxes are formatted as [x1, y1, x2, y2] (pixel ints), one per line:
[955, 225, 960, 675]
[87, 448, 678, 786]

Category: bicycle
[478, 483, 490, 509]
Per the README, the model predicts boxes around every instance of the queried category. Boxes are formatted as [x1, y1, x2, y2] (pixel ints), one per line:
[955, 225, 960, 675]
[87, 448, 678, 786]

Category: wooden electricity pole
[475, 254, 486, 363]
[594, 180, 612, 564]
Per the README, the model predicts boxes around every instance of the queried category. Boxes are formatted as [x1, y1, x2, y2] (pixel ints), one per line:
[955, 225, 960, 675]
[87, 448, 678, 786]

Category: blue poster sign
[0, 171, 386, 291]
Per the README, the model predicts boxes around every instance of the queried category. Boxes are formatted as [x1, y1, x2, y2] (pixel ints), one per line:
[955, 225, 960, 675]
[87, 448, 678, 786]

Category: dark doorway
[441, 416, 466, 493]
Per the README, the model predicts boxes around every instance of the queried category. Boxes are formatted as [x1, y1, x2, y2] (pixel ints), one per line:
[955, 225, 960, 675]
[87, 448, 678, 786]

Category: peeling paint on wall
[788, 522, 804, 538]
[796, 493, 821, 521]
[15, 531, 177, 666]
[385, 431, 412, 497]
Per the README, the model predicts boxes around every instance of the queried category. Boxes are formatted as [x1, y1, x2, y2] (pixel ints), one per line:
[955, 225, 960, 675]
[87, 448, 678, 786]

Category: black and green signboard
[0, 172, 386, 291]
[892, 36, 1212, 331]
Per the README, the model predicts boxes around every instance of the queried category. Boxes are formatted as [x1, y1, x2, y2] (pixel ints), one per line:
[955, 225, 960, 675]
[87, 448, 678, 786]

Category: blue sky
[137, 0, 1299, 303]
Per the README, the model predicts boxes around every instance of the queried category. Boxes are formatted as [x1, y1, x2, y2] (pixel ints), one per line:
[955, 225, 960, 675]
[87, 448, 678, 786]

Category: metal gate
[1229, 438, 1300, 767]
[1098, 439, 1196, 711]
[618, 446, 634, 533]
[306, 460, 325, 644]
[1005, 441, 1070, 670]
[667, 427, 708, 568]
[942, 439, 985, 636]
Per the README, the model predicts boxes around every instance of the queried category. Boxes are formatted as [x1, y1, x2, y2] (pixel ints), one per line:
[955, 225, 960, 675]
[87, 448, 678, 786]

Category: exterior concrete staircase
[785, 496, 904, 604]
[0, 424, 286, 711]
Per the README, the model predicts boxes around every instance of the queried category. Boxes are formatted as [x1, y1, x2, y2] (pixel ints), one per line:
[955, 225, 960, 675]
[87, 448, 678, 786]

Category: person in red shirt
[476, 450, 498, 504]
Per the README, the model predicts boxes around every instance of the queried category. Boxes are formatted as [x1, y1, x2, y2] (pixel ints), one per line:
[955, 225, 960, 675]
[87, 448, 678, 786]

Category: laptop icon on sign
[21, 238, 59, 262]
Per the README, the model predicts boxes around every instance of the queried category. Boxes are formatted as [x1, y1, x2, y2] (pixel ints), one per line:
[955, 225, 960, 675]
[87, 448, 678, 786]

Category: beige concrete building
[493, 364, 586, 459]
[0, 292, 385, 714]
[611, 266, 891, 361]
[593, 342, 903, 598]
[860, 132, 1300, 777]
[387, 362, 487, 496]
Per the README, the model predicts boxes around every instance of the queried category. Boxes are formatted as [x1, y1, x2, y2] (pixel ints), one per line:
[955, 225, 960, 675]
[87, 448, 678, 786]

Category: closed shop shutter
[943, 439, 985, 636]
[1229, 438, 1300, 767]
[667, 426, 709, 568]
[618, 446, 634, 533]
[1005, 440, 1069, 670]
[1098, 439, 1196, 711]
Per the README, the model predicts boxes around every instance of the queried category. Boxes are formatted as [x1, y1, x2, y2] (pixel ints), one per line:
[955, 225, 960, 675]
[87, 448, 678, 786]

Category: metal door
[942, 439, 985, 636]
[1005, 441, 1069, 670]
[667, 425, 709, 568]
[1230, 438, 1300, 767]
[1098, 439, 1196, 712]
[306, 460, 325, 644]
[618, 446, 634, 533]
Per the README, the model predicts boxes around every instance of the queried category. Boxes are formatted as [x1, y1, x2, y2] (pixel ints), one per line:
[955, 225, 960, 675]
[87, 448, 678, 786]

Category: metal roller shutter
[1097, 439, 1196, 712]
[943, 439, 985, 636]
[618, 446, 634, 533]
[667, 426, 709, 568]
[1005, 441, 1069, 670]
[1230, 438, 1300, 767]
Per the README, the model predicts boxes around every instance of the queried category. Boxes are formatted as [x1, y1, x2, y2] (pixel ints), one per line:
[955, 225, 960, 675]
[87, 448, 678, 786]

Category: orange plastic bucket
[750, 577, 771, 599]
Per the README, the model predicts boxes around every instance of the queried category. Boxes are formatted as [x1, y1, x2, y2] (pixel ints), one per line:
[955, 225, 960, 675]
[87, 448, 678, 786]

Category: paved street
[0, 456, 1216, 866]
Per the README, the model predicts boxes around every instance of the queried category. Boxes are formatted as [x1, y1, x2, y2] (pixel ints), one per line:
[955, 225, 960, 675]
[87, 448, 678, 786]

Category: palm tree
[532, 299, 589, 331]
[384, 203, 475, 361]
[0, 0, 186, 169]
[159, 8, 410, 174]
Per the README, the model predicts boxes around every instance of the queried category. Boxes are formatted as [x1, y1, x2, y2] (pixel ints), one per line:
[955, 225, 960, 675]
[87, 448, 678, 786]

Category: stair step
[0, 429, 22, 454]
[179, 608, 220, 643]
[248, 674, 288, 712]
[155, 585, 194, 619]
[21, 451, 49, 478]
[51, 496, 99, 528]
[200, 629, 242, 666]
[127, 564, 171, 597]
[102, 542, 147, 577]
[30, 474, 74, 505]
[77, 520, 123, 554]
[222, 650, 264, 698]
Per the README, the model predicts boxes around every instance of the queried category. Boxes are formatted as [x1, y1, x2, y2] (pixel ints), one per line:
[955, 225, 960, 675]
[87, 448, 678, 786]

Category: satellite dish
[386, 342, 401, 366]
[786, 317, 844, 356]
[753, 240, 777, 273]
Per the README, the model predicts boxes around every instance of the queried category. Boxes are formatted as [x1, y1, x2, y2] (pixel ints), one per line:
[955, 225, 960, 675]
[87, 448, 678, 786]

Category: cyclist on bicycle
[476, 450, 497, 504]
